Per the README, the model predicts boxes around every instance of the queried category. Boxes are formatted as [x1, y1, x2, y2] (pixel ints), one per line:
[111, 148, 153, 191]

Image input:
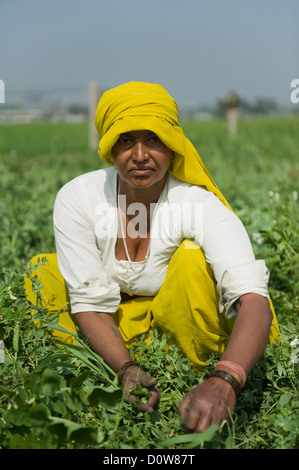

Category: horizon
[1, 0, 298, 114]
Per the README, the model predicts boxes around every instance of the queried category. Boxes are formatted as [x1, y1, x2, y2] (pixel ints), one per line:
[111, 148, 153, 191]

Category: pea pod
[13, 322, 20, 353]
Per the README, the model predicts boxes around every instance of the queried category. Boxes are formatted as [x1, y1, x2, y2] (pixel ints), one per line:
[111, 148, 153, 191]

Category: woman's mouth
[129, 167, 155, 176]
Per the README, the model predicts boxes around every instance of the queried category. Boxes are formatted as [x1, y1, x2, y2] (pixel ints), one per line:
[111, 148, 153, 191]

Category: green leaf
[278, 392, 292, 408]
[29, 372, 42, 396]
[70, 370, 90, 390]
[41, 368, 66, 397]
[63, 391, 84, 413]
[8, 433, 45, 449]
[4, 403, 50, 428]
[130, 382, 151, 398]
[48, 416, 102, 444]
[4, 405, 30, 427]
[79, 385, 123, 408]
[70, 427, 101, 445]
[28, 403, 51, 426]
[158, 424, 220, 449]
[0, 385, 17, 398]
[15, 386, 29, 404]
[55, 337, 117, 386]
[277, 363, 285, 377]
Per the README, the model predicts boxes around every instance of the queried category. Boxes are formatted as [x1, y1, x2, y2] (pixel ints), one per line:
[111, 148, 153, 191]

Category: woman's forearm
[75, 311, 133, 372]
[220, 293, 273, 376]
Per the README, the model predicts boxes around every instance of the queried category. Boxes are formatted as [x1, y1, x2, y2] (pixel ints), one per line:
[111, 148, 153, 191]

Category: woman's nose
[132, 142, 149, 161]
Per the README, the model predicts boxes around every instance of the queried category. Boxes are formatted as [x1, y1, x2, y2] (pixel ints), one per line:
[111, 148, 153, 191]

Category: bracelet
[118, 361, 137, 384]
[207, 369, 243, 398]
[215, 361, 247, 387]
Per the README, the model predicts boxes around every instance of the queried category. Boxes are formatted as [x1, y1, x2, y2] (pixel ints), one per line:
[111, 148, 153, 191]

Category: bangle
[118, 361, 137, 384]
[207, 369, 243, 398]
[215, 361, 246, 387]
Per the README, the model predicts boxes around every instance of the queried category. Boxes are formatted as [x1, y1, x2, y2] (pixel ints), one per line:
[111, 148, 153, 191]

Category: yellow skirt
[24, 241, 280, 368]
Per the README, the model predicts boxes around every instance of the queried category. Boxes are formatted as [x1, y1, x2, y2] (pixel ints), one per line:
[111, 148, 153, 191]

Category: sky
[0, 0, 298, 111]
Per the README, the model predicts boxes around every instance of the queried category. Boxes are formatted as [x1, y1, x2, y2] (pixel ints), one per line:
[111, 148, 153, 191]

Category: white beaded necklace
[116, 182, 163, 272]
[117, 192, 149, 272]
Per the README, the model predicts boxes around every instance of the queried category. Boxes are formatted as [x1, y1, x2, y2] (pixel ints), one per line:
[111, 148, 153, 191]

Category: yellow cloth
[95, 81, 232, 210]
[24, 247, 279, 368]
[24, 254, 77, 344]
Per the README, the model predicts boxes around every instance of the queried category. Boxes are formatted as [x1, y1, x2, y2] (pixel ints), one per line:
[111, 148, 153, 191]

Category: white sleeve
[53, 183, 121, 314]
[220, 261, 270, 318]
[196, 191, 270, 318]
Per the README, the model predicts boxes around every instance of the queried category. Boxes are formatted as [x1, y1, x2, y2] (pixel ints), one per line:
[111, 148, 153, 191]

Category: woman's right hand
[121, 365, 160, 413]
[75, 312, 160, 412]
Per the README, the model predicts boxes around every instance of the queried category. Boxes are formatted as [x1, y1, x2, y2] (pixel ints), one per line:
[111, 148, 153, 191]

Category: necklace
[117, 183, 164, 272]
[118, 204, 143, 263]
[117, 187, 150, 272]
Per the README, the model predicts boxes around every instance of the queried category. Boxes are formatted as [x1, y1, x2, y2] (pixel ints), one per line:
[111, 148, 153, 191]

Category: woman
[26, 81, 279, 433]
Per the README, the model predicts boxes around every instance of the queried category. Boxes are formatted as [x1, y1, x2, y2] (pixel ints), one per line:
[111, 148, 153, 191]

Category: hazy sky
[0, 0, 298, 110]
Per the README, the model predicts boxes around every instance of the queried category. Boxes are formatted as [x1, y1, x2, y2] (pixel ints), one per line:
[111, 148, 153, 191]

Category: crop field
[0, 116, 298, 449]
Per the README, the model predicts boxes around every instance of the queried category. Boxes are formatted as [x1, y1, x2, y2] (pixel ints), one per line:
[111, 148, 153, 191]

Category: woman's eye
[148, 134, 159, 143]
[118, 136, 132, 144]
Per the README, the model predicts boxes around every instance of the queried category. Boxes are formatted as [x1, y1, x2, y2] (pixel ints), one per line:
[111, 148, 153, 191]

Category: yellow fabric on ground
[24, 254, 77, 344]
[24, 246, 280, 368]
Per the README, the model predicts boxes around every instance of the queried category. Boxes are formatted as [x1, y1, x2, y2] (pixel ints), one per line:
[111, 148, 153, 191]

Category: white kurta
[53, 168, 269, 318]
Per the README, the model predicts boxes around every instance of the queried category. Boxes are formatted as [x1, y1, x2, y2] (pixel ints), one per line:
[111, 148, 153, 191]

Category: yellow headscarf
[95, 81, 231, 209]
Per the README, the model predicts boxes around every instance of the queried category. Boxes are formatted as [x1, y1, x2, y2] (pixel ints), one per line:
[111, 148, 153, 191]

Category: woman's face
[111, 130, 173, 192]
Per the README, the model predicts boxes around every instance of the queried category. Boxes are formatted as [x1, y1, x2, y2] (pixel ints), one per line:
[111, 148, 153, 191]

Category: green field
[0, 117, 298, 449]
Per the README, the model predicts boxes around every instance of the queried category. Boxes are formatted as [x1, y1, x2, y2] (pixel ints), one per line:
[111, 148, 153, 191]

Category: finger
[183, 409, 202, 433]
[147, 386, 160, 409]
[136, 402, 155, 413]
[128, 385, 160, 412]
[179, 393, 206, 432]
[139, 374, 157, 388]
[178, 393, 192, 425]
[123, 370, 157, 391]
[193, 412, 212, 433]
[193, 402, 231, 433]
[178, 393, 192, 417]
[127, 394, 155, 414]
[122, 380, 137, 398]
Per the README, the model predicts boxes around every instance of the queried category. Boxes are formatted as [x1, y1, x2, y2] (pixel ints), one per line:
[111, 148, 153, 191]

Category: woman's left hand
[121, 365, 160, 413]
[178, 377, 237, 433]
